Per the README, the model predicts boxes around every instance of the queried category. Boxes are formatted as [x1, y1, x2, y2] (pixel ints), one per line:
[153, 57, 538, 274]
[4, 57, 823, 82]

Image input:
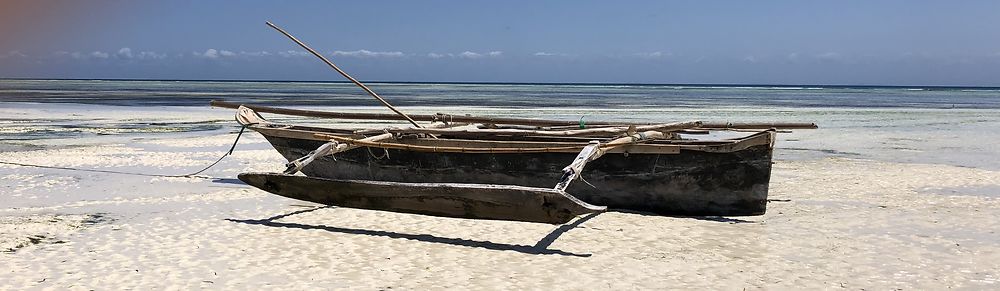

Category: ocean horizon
[2, 78, 999, 109]
[6, 77, 1000, 89]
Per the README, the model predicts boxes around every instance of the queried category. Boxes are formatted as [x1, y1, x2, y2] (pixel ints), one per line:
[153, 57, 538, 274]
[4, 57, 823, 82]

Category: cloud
[0, 50, 27, 59]
[194, 50, 272, 58]
[193, 48, 235, 59]
[458, 51, 482, 58]
[425, 51, 502, 59]
[816, 52, 841, 60]
[52, 51, 110, 60]
[114, 47, 167, 60]
[454, 51, 502, 59]
[533, 52, 575, 57]
[239, 51, 272, 57]
[90, 51, 109, 59]
[330, 49, 405, 58]
[194, 49, 219, 59]
[137, 51, 167, 59]
[278, 50, 310, 58]
[34, 47, 522, 63]
[117, 47, 133, 58]
[633, 51, 669, 58]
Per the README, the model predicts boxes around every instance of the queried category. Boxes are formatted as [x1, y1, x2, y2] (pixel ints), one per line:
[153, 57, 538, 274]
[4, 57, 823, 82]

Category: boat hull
[259, 134, 773, 216]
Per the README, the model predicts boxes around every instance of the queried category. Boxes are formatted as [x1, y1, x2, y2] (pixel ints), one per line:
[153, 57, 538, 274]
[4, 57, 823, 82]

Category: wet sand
[2, 104, 999, 289]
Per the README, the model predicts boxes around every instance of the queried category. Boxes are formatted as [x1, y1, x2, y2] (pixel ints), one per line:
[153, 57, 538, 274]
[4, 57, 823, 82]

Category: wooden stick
[264, 21, 423, 128]
[699, 122, 818, 129]
[360, 121, 701, 137]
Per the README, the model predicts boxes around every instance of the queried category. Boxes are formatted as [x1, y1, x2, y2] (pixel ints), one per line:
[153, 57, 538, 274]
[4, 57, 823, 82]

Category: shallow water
[2, 79, 999, 169]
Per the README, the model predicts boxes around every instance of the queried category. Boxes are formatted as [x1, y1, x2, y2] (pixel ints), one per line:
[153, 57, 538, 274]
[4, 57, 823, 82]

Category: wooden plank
[250, 125, 778, 154]
[238, 173, 606, 224]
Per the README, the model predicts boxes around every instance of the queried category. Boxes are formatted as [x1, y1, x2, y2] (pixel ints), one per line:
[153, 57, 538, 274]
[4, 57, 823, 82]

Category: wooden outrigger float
[218, 22, 816, 224]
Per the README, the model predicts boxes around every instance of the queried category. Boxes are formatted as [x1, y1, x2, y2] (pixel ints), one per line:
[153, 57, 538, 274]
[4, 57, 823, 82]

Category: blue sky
[1, 0, 999, 86]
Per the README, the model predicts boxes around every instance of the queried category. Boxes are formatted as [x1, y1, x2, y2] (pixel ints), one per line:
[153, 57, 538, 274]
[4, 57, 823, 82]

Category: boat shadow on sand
[225, 207, 601, 257]
[613, 209, 759, 224]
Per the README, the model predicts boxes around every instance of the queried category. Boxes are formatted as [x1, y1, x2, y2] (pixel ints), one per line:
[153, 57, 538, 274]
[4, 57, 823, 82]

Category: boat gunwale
[248, 123, 775, 154]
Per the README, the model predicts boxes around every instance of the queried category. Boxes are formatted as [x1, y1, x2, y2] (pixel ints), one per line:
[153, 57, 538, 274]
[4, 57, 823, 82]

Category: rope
[184, 124, 249, 177]
[0, 161, 199, 178]
[365, 146, 390, 160]
[0, 125, 250, 179]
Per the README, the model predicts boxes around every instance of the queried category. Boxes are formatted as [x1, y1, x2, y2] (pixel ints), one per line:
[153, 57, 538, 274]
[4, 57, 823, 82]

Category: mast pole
[265, 21, 423, 128]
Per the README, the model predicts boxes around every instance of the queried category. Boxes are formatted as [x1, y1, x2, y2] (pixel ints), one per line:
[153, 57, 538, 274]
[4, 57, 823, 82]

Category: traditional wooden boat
[214, 101, 815, 224]
[217, 22, 816, 224]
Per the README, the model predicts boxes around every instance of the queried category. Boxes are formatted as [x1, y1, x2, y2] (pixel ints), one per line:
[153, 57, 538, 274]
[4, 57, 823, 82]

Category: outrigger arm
[554, 129, 667, 192]
[554, 141, 601, 192]
[283, 133, 393, 175]
[282, 123, 473, 175]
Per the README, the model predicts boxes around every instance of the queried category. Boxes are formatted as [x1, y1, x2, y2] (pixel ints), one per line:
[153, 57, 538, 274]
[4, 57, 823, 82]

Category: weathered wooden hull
[238, 173, 605, 224]
[257, 132, 775, 216]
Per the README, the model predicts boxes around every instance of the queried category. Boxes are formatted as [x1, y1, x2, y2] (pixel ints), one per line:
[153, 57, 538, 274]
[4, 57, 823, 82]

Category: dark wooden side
[261, 135, 773, 216]
[239, 173, 603, 224]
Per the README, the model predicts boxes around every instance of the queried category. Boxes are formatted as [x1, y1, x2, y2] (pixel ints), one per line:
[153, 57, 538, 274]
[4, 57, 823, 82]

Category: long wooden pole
[211, 100, 818, 129]
[265, 21, 423, 128]
[362, 121, 702, 137]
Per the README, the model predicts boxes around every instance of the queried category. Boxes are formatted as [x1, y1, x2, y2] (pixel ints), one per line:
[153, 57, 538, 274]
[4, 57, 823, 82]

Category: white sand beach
[2, 104, 999, 289]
